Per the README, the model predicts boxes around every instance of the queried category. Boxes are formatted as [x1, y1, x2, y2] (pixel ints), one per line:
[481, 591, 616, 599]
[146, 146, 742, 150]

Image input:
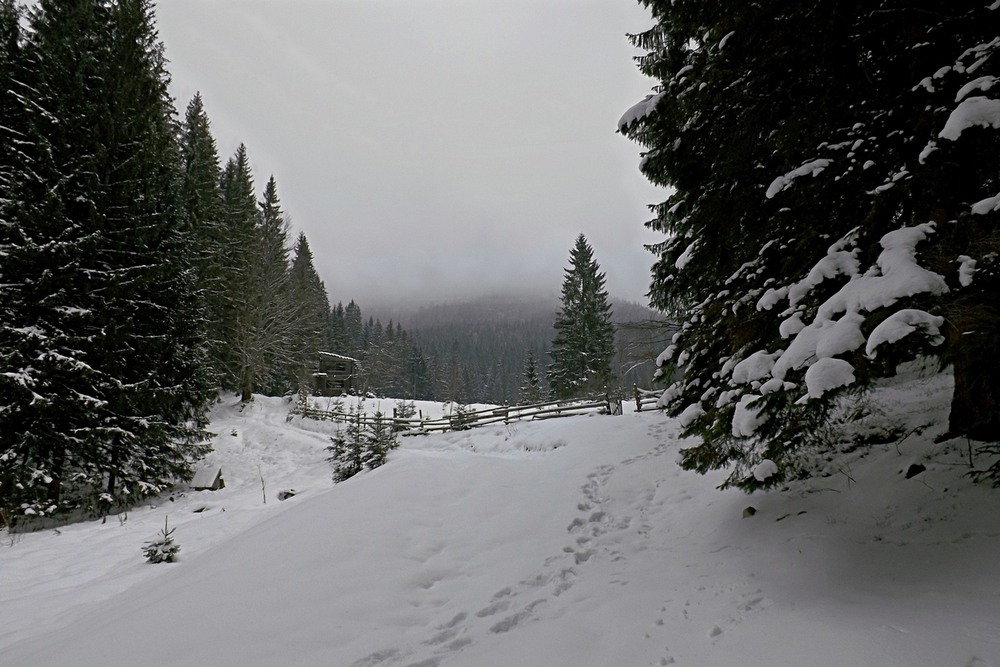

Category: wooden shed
[313, 352, 358, 396]
[190, 465, 225, 491]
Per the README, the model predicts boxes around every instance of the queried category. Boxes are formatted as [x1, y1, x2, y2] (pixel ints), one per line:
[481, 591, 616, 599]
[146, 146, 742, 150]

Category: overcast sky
[155, 0, 665, 310]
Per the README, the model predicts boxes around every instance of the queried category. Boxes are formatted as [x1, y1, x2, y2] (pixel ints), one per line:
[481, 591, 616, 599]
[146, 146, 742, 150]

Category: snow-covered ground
[2, 372, 1000, 666]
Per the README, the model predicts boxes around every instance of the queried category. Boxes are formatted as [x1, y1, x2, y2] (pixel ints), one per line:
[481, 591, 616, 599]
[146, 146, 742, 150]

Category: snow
[756, 285, 788, 311]
[758, 223, 949, 398]
[765, 158, 831, 199]
[958, 255, 978, 286]
[956, 76, 997, 102]
[971, 192, 1000, 215]
[938, 96, 1000, 141]
[865, 309, 945, 357]
[752, 459, 778, 482]
[617, 92, 666, 131]
[731, 393, 767, 437]
[678, 402, 705, 428]
[804, 357, 856, 398]
[778, 311, 805, 338]
[815, 223, 948, 321]
[731, 350, 780, 385]
[3, 387, 1000, 667]
[787, 249, 859, 307]
[674, 240, 698, 270]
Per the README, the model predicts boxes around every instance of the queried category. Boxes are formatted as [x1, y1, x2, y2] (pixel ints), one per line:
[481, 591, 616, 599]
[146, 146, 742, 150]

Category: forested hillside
[378, 296, 671, 405]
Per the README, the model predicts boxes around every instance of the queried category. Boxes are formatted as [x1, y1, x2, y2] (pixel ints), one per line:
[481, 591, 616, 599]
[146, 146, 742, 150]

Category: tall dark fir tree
[0, 0, 214, 523]
[288, 231, 331, 390]
[548, 234, 615, 399]
[621, 1, 1000, 487]
[178, 92, 229, 384]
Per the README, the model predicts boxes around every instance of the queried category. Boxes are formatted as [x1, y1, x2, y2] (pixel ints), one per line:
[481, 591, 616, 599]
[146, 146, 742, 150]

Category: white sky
[154, 0, 665, 309]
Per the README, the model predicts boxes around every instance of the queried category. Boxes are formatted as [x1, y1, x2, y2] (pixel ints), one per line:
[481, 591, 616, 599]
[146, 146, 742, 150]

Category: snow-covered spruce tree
[254, 176, 295, 396]
[287, 232, 331, 391]
[178, 92, 229, 386]
[0, 0, 213, 521]
[519, 351, 544, 404]
[0, 0, 27, 524]
[620, 1, 1000, 489]
[326, 408, 398, 482]
[548, 234, 615, 399]
[215, 144, 260, 396]
[143, 516, 180, 563]
[362, 411, 399, 470]
[327, 409, 365, 482]
[225, 169, 302, 400]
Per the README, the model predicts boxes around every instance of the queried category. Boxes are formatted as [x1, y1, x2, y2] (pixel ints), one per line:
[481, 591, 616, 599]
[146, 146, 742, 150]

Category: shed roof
[318, 351, 359, 362]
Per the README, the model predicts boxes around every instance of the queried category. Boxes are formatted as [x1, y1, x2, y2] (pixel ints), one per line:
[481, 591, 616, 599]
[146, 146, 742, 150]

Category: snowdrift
[2, 381, 999, 666]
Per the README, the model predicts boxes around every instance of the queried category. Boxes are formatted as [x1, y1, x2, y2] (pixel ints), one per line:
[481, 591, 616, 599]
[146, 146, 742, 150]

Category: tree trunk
[948, 309, 1000, 442]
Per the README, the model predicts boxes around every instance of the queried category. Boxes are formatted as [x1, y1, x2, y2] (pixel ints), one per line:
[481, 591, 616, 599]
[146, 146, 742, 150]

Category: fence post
[634, 384, 641, 412]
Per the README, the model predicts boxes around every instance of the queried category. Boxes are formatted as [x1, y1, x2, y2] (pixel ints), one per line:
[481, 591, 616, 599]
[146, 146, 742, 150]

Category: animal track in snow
[475, 588, 513, 618]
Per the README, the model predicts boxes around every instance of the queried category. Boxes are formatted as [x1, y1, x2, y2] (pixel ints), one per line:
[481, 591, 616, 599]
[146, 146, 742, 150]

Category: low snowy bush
[143, 517, 180, 564]
[327, 408, 399, 482]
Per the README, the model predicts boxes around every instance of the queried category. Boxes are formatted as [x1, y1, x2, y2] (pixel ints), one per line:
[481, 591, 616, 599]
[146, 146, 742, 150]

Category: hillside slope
[2, 377, 999, 666]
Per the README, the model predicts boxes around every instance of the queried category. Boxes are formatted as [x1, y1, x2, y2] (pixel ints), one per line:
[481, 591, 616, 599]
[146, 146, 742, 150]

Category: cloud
[157, 0, 665, 309]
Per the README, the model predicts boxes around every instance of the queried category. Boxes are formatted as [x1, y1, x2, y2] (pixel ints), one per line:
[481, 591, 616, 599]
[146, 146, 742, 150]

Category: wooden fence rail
[633, 384, 663, 412]
[291, 394, 624, 435]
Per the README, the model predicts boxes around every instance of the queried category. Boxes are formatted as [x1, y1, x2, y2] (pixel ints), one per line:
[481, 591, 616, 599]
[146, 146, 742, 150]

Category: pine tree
[0, 0, 27, 524]
[226, 167, 301, 400]
[343, 300, 364, 358]
[519, 351, 544, 404]
[326, 408, 398, 482]
[218, 144, 259, 392]
[621, 1, 1000, 488]
[0, 0, 213, 521]
[363, 411, 399, 469]
[548, 234, 615, 399]
[178, 92, 228, 384]
[325, 302, 349, 353]
[327, 409, 365, 482]
[288, 231, 330, 389]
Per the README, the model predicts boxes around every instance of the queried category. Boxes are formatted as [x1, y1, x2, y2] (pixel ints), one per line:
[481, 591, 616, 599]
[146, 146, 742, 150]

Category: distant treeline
[362, 297, 673, 405]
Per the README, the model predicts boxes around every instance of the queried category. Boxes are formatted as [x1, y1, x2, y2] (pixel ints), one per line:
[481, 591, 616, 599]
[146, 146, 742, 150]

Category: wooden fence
[633, 385, 664, 412]
[292, 394, 625, 435]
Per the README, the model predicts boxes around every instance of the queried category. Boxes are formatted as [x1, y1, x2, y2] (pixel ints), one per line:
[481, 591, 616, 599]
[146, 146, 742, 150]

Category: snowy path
[3, 394, 1000, 666]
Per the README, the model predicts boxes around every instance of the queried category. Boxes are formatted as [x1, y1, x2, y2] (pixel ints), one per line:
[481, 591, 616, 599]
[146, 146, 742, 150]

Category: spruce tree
[343, 300, 364, 358]
[232, 173, 298, 399]
[548, 234, 615, 399]
[621, 1, 1000, 488]
[327, 302, 349, 353]
[519, 351, 544, 404]
[178, 92, 228, 384]
[0, 0, 213, 521]
[218, 144, 260, 392]
[288, 231, 330, 389]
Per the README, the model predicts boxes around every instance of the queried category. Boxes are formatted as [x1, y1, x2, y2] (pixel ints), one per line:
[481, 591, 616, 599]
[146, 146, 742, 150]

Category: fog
[156, 0, 666, 310]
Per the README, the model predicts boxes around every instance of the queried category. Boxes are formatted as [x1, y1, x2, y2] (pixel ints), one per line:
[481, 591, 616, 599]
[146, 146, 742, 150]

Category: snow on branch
[956, 76, 997, 103]
[938, 96, 1000, 141]
[803, 358, 856, 399]
[816, 223, 948, 320]
[731, 350, 781, 385]
[674, 241, 698, 270]
[618, 92, 666, 131]
[865, 309, 945, 358]
[765, 159, 830, 199]
[747, 223, 949, 411]
[971, 192, 1000, 215]
[732, 394, 766, 437]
